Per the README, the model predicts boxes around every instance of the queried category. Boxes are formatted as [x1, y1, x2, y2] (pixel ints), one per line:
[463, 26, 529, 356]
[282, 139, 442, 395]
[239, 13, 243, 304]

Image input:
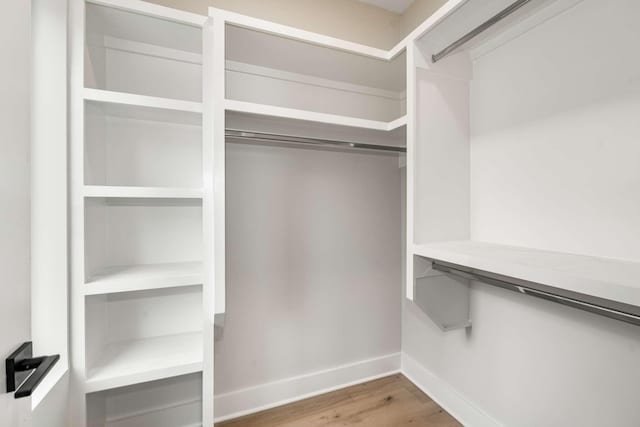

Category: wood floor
[216, 374, 462, 427]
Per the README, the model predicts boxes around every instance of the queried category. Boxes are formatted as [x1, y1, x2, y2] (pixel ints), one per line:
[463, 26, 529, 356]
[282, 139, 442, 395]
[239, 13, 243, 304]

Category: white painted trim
[401, 353, 502, 427]
[202, 12, 221, 426]
[214, 352, 401, 422]
[213, 8, 390, 60]
[87, 0, 207, 27]
[69, 0, 89, 422]
[405, 41, 417, 300]
[225, 99, 406, 131]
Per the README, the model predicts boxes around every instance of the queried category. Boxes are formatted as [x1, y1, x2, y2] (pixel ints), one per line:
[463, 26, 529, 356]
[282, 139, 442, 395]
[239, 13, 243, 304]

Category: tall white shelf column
[70, 0, 216, 425]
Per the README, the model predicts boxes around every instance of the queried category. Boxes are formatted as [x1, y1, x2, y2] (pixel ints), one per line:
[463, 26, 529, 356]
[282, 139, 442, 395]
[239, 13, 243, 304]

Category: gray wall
[215, 142, 402, 392]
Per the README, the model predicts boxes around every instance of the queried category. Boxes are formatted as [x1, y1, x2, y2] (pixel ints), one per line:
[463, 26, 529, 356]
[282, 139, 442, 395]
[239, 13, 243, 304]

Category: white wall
[215, 142, 402, 407]
[0, 1, 32, 425]
[404, 1, 640, 426]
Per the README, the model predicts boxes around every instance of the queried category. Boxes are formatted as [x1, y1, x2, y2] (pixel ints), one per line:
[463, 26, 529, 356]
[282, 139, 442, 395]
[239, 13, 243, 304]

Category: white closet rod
[225, 129, 406, 153]
[432, 0, 532, 63]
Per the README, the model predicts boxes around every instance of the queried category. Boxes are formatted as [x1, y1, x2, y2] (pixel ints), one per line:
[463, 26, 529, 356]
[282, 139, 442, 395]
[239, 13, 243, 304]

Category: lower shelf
[85, 332, 203, 393]
[86, 373, 203, 427]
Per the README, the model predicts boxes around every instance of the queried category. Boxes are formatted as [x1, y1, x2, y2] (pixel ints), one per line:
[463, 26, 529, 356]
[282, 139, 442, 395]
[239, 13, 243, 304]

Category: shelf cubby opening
[85, 2, 202, 102]
[84, 197, 202, 289]
[84, 88, 202, 190]
[85, 286, 203, 392]
[86, 372, 202, 427]
[225, 24, 407, 125]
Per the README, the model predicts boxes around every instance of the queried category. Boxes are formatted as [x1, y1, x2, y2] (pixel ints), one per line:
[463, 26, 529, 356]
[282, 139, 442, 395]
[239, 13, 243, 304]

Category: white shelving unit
[70, 0, 215, 426]
[220, 10, 409, 148]
[405, 0, 640, 331]
[72, 0, 416, 425]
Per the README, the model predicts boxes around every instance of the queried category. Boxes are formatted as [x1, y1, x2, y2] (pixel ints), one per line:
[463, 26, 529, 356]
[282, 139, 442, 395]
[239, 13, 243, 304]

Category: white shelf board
[84, 88, 203, 114]
[83, 185, 203, 199]
[225, 99, 407, 132]
[89, 0, 207, 28]
[85, 332, 203, 393]
[213, 0, 468, 61]
[84, 262, 203, 295]
[412, 241, 640, 308]
[216, 8, 390, 60]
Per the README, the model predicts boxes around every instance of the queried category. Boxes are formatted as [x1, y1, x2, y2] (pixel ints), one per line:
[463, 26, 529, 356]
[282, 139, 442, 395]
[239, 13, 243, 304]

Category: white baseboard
[214, 352, 401, 422]
[401, 353, 502, 427]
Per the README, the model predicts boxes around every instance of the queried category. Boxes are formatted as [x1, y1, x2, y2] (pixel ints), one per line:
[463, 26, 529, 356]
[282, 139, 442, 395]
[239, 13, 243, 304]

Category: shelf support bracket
[413, 255, 472, 331]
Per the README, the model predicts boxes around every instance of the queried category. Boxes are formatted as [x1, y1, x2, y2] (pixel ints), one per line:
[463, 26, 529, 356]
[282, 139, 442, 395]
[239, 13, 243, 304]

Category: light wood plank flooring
[216, 374, 462, 427]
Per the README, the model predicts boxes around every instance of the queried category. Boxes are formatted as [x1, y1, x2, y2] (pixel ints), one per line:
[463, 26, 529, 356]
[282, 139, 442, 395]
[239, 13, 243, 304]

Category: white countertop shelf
[84, 262, 203, 295]
[85, 332, 203, 393]
[412, 240, 640, 309]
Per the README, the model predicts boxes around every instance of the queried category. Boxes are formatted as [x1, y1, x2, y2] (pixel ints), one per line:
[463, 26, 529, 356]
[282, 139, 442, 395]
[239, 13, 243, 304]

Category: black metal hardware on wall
[6, 342, 60, 399]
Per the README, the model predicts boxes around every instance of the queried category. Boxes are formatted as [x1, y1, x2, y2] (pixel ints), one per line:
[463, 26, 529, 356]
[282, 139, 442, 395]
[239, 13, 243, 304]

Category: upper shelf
[215, 0, 468, 61]
[225, 22, 407, 93]
[85, 2, 203, 101]
[225, 100, 406, 132]
[89, 0, 207, 28]
[84, 88, 202, 114]
[413, 241, 640, 311]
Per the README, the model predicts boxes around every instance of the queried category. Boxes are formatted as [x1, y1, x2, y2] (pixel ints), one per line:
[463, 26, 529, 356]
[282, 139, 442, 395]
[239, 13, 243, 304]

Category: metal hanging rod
[431, 259, 640, 327]
[225, 129, 406, 153]
[432, 0, 533, 63]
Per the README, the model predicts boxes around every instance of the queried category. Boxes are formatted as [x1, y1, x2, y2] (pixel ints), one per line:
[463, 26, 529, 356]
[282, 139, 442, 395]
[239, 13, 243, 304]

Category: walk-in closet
[3, 0, 640, 426]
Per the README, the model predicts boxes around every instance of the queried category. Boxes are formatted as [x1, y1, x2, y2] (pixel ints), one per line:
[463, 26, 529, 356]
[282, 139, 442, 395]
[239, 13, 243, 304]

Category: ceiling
[357, 0, 415, 14]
